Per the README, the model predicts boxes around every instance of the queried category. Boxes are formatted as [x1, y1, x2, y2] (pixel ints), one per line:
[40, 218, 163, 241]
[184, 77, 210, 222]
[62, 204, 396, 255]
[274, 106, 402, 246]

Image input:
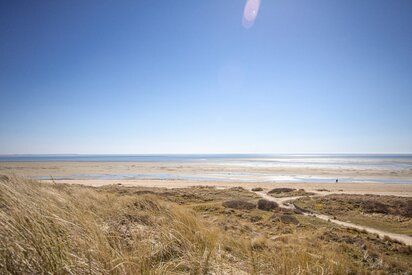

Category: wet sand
[1, 161, 412, 178]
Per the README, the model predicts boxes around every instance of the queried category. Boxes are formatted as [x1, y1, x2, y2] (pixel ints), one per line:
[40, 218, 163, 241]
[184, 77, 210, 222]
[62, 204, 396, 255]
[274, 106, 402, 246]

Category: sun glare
[242, 0, 261, 29]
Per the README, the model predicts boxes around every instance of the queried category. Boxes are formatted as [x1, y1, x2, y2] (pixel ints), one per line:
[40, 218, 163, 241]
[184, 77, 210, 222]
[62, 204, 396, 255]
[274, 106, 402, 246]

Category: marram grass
[1, 175, 362, 274]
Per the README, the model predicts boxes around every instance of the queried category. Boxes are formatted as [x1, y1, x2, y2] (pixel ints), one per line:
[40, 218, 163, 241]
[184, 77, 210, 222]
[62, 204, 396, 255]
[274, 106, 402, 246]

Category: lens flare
[242, 0, 261, 29]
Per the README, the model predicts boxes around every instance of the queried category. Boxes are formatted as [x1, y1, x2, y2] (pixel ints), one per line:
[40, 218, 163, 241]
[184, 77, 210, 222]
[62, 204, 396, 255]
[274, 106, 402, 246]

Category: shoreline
[2, 160, 412, 196]
[1, 161, 412, 178]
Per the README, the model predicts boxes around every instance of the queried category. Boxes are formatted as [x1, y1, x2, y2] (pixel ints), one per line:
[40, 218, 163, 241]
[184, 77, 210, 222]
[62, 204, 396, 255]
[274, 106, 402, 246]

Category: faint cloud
[242, 0, 261, 29]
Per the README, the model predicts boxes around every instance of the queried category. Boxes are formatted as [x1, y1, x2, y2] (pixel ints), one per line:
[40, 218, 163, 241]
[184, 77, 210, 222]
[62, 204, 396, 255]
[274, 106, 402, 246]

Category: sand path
[254, 191, 412, 246]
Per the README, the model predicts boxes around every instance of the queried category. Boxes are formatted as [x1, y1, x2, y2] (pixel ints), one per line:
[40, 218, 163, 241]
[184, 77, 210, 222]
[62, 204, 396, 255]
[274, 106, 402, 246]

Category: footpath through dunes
[254, 190, 412, 246]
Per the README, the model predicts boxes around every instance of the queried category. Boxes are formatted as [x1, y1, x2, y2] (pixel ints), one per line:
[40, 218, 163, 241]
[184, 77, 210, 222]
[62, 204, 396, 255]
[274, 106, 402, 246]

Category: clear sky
[1, 0, 411, 154]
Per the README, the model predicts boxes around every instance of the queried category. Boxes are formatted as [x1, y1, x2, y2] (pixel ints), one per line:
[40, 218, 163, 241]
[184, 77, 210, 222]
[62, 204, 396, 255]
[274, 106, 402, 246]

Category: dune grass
[294, 194, 412, 235]
[0, 176, 220, 274]
[1, 175, 408, 274]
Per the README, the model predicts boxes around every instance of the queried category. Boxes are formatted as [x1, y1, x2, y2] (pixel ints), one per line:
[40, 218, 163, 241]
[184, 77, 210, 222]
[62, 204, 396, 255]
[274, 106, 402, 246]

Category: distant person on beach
[336, 179, 338, 183]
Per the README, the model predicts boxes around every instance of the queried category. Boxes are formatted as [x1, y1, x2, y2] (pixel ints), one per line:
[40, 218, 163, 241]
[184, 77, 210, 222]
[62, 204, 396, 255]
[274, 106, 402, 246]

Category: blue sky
[0, 0, 411, 154]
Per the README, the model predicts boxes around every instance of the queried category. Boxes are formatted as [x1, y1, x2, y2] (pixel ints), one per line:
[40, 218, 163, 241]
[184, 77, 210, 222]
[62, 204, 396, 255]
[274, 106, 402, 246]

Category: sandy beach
[2, 161, 412, 196]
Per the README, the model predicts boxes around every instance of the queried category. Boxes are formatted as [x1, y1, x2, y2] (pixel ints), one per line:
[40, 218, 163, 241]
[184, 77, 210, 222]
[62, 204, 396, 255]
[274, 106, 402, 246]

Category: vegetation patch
[257, 199, 278, 211]
[223, 200, 256, 210]
[295, 194, 412, 235]
[268, 187, 296, 194]
[1, 176, 411, 274]
[268, 188, 315, 198]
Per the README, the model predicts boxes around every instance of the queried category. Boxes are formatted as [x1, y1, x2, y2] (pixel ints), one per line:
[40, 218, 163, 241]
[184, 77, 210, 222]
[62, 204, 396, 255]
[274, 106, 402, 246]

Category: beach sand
[1, 161, 412, 179]
[1, 161, 412, 196]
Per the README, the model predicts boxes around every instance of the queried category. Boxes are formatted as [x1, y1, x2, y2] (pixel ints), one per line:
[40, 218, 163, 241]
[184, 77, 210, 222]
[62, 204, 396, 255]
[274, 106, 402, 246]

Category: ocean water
[0, 154, 257, 162]
[1, 154, 412, 170]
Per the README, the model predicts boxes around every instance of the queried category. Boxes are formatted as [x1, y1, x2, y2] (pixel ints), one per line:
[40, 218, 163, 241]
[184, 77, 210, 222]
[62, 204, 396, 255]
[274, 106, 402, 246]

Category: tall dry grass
[0, 175, 358, 274]
[0, 176, 219, 274]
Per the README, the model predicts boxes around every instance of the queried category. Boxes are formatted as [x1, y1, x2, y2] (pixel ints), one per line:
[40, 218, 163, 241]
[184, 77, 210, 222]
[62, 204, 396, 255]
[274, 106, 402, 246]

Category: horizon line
[1, 152, 412, 156]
